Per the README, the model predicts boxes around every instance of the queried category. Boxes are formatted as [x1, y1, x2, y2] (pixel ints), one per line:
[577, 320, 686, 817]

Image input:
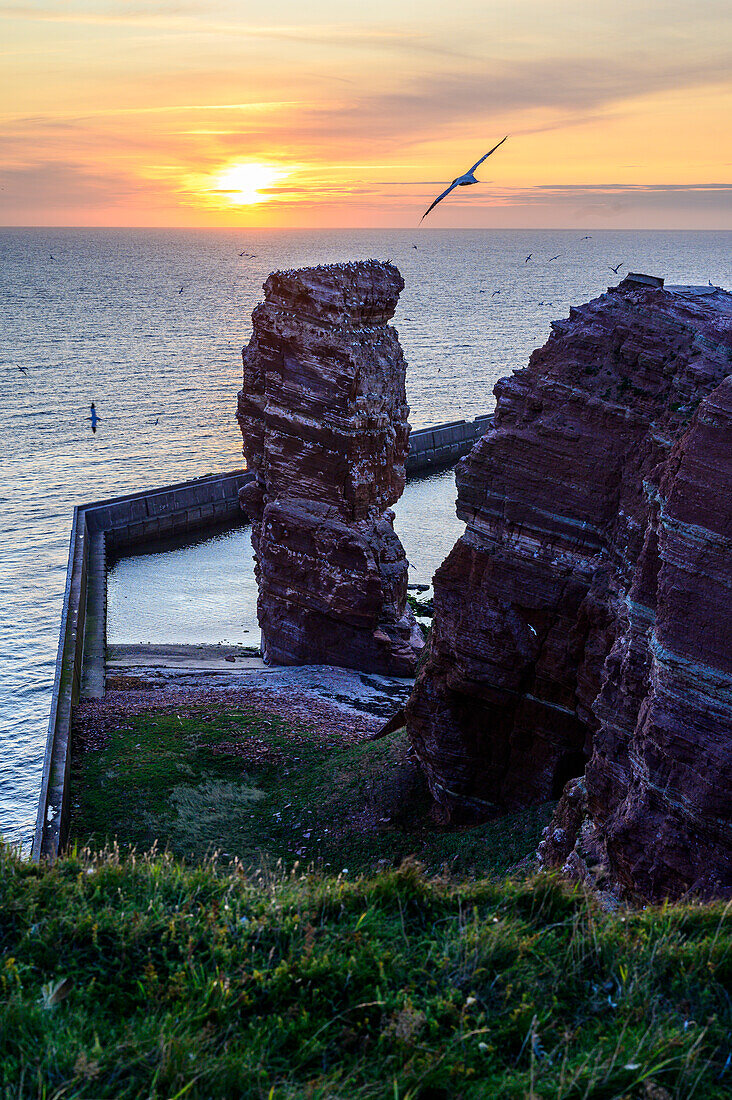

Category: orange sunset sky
[1, 0, 731, 228]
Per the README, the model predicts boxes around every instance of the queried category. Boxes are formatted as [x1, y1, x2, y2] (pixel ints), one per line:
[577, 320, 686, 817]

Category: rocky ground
[104, 645, 414, 725]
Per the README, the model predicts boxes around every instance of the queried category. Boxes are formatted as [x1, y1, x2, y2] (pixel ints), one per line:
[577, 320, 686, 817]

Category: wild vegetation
[3, 705, 726, 1098]
[69, 707, 551, 875]
[1, 846, 729, 1099]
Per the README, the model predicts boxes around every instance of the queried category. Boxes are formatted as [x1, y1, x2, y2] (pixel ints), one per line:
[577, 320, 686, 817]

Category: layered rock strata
[237, 260, 422, 676]
[406, 276, 731, 899]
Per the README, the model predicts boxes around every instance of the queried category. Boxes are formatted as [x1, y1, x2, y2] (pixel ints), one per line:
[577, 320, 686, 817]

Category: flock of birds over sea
[7, 136, 722, 432]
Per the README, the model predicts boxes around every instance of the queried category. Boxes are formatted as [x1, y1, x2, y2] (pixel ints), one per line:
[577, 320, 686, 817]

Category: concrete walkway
[107, 643, 267, 671]
[106, 644, 413, 721]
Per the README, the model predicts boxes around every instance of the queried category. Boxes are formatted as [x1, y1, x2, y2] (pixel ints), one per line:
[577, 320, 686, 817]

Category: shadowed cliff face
[406, 276, 732, 900]
[237, 261, 423, 676]
[578, 374, 732, 900]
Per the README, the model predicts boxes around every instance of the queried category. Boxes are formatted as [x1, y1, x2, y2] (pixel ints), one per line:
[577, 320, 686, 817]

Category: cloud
[1, 3, 730, 226]
[410, 181, 732, 225]
[97, 51, 727, 161]
[0, 6, 474, 60]
[3, 9, 730, 163]
[0, 159, 166, 211]
[473, 183, 732, 208]
[297, 54, 732, 150]
[1, 157, 729, 227]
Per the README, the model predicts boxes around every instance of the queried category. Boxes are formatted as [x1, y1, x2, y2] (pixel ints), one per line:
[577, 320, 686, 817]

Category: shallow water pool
[107, 468, 464, 646]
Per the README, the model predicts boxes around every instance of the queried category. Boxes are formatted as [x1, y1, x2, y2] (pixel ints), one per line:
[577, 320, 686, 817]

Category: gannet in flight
[609, 263, 623, 274]
[86, 402, 100, 434]
[421, 136, 507, 222]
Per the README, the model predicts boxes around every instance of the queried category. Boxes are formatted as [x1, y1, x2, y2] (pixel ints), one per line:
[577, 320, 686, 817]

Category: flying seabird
[547, 255, 560, 262]
[17, 365, 28, 375]
[524, 254, 532, 263]
[86, 403, 100, 434]
[420, 136, 507, 222]
[609, 263, 623, 274]
[580, 236, 592, 240]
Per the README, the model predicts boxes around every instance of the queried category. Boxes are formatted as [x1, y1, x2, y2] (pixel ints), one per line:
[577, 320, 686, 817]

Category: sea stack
[237, 260, 423, 676]
[406, 275, 732, 900]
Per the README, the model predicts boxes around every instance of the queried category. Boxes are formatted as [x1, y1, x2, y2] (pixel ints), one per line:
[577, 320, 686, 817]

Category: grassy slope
[7, 706, 726, 1097]
[0, 848, 729, 1099]
[68, 708, 552, 876]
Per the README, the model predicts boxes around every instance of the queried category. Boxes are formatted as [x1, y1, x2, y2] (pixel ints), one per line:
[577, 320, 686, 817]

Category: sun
[208, 161, 285, 206]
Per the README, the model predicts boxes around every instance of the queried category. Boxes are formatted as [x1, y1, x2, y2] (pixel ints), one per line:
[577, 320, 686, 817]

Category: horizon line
[2, 224, 731, 232]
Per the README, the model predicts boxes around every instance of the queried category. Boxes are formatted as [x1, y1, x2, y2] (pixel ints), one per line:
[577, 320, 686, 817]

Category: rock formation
[237, 260, 423, 676]
[406, 274, 732, 900]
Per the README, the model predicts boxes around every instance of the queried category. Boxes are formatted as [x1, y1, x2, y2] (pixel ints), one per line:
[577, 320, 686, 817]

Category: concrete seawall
[406, 415, 492, 475]
[32, 414, 492, 861]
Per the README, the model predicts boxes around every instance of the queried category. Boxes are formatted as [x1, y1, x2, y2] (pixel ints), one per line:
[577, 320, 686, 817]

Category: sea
[2, 227, 730, 849]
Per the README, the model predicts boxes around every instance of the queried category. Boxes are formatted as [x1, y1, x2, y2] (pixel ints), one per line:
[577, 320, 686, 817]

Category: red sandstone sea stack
[237, 260, 423, 676]
[406, 274, 732, 901]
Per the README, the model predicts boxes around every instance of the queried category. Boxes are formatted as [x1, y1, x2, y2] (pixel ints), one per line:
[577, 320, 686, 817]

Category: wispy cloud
[1, 1, 730, 226]
[0, 7, 474, 60]
[0, 159, 162, 209]
[284, 55, 732, 152]
[471, 182, 732, 206]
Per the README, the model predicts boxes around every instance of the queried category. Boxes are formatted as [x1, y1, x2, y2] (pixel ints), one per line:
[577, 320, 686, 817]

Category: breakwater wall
[406, 415, 492, 475]
[32, 415, 492, 861]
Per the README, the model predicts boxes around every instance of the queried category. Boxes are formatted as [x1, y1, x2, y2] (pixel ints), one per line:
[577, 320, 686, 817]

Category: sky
[1, 0, 731, 228]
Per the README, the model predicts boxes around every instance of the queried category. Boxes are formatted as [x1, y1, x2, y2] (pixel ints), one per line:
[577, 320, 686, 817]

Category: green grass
[31, 708, 729, 1096]
[69, 708, 552, 876]
[0, 847, 729, 1099]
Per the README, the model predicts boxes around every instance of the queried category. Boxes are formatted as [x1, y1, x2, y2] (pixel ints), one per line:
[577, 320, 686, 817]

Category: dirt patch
[105, 674, 161, 692]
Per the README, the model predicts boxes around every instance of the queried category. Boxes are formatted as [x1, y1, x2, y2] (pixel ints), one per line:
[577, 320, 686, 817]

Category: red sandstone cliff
[406, 275, 731, 900]
[237, 261, 423, 676]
